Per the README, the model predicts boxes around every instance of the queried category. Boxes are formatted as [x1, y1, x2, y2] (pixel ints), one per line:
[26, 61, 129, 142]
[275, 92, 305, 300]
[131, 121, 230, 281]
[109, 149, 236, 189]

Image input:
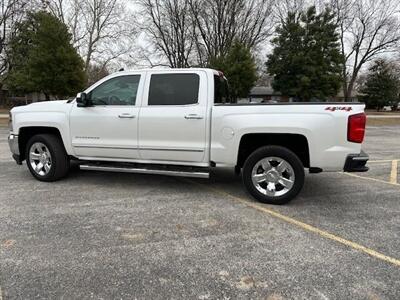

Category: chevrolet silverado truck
[8, 68, 369, 204]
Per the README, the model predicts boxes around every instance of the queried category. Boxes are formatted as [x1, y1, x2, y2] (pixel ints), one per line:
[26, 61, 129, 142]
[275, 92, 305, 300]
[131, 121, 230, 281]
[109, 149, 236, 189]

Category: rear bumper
[343, 150, 369, 172]
[8, 134, 22, 165]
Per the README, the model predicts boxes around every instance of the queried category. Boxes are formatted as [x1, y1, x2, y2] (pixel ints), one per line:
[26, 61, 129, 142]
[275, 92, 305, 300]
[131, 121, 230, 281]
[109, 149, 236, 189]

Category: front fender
[14, 112, 73, 155]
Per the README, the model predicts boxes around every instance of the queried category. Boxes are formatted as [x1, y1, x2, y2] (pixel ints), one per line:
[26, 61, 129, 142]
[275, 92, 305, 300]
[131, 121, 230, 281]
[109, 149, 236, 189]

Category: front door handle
[118, 113, 136, 119]
[184, 114, 203, 120]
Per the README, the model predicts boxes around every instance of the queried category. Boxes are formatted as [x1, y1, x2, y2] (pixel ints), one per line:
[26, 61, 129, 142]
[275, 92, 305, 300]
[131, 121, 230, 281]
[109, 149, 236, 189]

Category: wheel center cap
[266, 170, 279, 182]
[41, 153, 47, 163]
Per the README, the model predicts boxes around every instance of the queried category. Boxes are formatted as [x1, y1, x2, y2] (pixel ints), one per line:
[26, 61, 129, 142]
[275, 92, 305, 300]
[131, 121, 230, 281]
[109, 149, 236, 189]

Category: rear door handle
[184, 114, 203, 120]
[118, 113, 136, 119]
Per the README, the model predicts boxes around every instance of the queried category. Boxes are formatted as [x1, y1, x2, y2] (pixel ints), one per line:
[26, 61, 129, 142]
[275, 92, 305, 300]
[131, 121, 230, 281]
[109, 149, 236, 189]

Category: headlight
[9, 112, 13, 131]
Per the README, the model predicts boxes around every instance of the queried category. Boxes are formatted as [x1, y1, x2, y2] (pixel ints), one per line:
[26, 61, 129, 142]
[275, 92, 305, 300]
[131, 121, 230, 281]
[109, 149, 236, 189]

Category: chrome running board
[80, 163, 210, 179]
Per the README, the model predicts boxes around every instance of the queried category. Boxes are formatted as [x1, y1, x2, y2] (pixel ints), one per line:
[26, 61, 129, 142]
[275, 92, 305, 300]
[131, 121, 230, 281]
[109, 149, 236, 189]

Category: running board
[79, 163, 210, 179]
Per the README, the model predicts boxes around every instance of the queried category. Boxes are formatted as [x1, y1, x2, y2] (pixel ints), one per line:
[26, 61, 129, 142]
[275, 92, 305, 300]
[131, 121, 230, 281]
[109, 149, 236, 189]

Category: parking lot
[0, 125, 399, 299]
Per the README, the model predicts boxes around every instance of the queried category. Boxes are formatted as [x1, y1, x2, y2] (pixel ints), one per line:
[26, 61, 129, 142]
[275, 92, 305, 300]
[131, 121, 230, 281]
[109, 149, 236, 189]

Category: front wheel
[242, 146, 305, 205]
[26, 134, 70, 182]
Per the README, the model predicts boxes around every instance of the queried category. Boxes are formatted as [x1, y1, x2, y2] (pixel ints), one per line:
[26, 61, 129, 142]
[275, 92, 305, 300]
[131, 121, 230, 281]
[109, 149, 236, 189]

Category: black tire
[25, 134, 70, 182]
[242, 146, 305, 205]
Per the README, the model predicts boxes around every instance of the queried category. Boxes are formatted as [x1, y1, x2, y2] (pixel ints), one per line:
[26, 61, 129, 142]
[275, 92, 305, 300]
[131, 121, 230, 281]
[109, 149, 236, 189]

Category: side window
[148, 73, 200, 105]
[88, 75, 140, 106]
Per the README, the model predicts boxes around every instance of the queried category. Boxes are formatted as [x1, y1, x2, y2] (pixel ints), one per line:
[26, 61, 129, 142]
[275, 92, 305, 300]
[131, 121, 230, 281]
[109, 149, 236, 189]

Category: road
[0, 125, 399, 299]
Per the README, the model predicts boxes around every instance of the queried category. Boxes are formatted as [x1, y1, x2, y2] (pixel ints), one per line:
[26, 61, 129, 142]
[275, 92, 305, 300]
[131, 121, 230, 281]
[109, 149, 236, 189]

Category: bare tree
[44, 0, 86, 48]
[0, 0, 30, 75]
[137, 0, 195, 68]
[189, 0, 275, 62]
[86, 62, 110, 85]
[273, 0, 308, 22]
[137, 0, 275, 67]
[331, 0, 400, 100]
[45, 0, 138, 73]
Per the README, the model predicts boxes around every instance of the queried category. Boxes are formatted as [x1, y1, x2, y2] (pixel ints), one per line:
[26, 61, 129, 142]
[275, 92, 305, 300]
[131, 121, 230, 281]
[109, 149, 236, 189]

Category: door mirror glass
[76, 92, 90, 107]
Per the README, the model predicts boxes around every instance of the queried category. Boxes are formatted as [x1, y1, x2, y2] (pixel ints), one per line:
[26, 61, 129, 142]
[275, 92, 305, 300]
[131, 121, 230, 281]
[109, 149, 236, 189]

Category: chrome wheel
[29, 142, 52, 176]
[251, 156, 295, 197]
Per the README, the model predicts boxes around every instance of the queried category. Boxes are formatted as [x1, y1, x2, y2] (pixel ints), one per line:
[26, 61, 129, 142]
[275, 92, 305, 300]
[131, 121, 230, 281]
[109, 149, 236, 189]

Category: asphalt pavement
[0, 125, 399, 299]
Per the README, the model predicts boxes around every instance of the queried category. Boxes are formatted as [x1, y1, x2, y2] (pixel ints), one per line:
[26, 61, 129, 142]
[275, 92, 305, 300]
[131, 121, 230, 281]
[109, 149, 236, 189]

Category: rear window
[148, 73, 200, 105]
[214, 75, 230, 104]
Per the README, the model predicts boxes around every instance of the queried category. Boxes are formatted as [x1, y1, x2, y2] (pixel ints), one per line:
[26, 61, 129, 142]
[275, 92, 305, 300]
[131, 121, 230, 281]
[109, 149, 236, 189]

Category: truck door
[69, 74, 144, 159]
[138, 71, 208, 163]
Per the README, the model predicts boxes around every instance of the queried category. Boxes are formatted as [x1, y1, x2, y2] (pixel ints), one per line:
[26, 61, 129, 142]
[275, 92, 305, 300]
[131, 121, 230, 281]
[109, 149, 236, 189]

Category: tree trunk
[345, 77, 357, 102]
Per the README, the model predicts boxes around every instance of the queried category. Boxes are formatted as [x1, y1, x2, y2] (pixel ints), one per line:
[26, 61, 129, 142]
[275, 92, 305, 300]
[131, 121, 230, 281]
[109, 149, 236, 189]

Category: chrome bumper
[8, 134, 22, 165]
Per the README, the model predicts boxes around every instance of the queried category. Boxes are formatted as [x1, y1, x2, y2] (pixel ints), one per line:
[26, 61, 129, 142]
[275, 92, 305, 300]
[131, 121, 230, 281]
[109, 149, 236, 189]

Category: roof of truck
[115, 68, 220, 75]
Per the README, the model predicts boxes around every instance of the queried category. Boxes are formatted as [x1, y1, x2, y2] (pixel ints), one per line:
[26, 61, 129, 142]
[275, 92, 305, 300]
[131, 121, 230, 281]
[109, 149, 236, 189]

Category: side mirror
[76, 92, 90, 107]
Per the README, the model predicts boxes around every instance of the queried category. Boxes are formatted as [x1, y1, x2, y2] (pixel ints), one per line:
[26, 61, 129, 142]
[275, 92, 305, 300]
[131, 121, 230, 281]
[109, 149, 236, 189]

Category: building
[248, 86, 360, 103]
[248, 86, 291, 103]
[0, 85, 56, 107]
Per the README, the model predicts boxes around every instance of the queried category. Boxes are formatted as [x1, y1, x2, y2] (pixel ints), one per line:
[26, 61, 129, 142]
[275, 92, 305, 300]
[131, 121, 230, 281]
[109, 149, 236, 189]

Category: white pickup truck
[8, 68, 368, 204]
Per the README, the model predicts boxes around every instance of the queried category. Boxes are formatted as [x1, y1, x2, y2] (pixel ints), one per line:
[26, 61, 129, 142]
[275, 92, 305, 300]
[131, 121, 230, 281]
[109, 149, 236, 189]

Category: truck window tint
[214, 75, 230, 104]
[89, 75, 140, 106]
[148, 74, 199, 105]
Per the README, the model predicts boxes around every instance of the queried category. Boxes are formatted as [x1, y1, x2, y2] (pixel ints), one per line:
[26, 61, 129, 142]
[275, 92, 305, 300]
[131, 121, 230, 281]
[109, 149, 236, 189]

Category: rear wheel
[242, 146, 305, 205]
[26, 134, 70, 182]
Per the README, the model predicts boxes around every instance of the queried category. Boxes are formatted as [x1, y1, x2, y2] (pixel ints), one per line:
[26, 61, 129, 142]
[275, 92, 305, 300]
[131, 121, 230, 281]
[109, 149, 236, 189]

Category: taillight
[348, 113, 366, 143]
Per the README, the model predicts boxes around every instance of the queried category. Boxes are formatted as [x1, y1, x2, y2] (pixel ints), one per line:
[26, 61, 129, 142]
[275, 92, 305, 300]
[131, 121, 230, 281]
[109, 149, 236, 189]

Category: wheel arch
[18, 127, 66, 162]
[236, 133, 310, 169]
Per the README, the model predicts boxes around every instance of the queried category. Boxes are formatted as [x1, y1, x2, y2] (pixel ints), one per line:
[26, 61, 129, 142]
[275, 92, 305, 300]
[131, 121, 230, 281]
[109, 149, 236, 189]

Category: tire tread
[242, 145, 305, 205]
[25, 134, 70, 182]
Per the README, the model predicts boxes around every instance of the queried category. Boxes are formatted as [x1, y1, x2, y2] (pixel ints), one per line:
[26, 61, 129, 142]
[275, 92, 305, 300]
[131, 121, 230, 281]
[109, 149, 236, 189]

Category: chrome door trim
[73, 145, 204, 153]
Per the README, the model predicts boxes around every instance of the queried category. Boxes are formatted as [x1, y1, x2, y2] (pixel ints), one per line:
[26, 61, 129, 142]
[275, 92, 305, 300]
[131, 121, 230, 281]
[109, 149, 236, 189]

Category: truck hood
[11, 100, 72, 113]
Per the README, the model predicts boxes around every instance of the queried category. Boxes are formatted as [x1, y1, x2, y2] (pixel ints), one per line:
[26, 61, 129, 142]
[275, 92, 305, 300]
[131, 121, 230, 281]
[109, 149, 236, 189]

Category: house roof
[250, 86, 281, 96]
[336, 90, 364, 98]
[250, 86, 363, 98]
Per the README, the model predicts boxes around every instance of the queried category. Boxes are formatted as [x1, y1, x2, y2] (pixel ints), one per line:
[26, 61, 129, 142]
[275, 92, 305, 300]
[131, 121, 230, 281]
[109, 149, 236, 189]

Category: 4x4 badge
[325, 106, 352, 112]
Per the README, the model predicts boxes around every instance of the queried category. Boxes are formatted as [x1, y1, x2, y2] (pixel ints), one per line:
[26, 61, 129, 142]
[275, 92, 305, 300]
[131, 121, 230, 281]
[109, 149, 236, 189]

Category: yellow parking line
[184, 179, 400, 268]
[390, 160, 398, 184]
[343, 171, 400, 187]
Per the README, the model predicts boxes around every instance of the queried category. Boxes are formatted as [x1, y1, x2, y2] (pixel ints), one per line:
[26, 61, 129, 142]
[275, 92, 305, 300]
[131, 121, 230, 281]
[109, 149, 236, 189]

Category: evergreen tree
[361, 59, 400, 111]
[6, 11, 86, 100]
[209, 41, 257, 101]
[266, 6, 343, 101]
